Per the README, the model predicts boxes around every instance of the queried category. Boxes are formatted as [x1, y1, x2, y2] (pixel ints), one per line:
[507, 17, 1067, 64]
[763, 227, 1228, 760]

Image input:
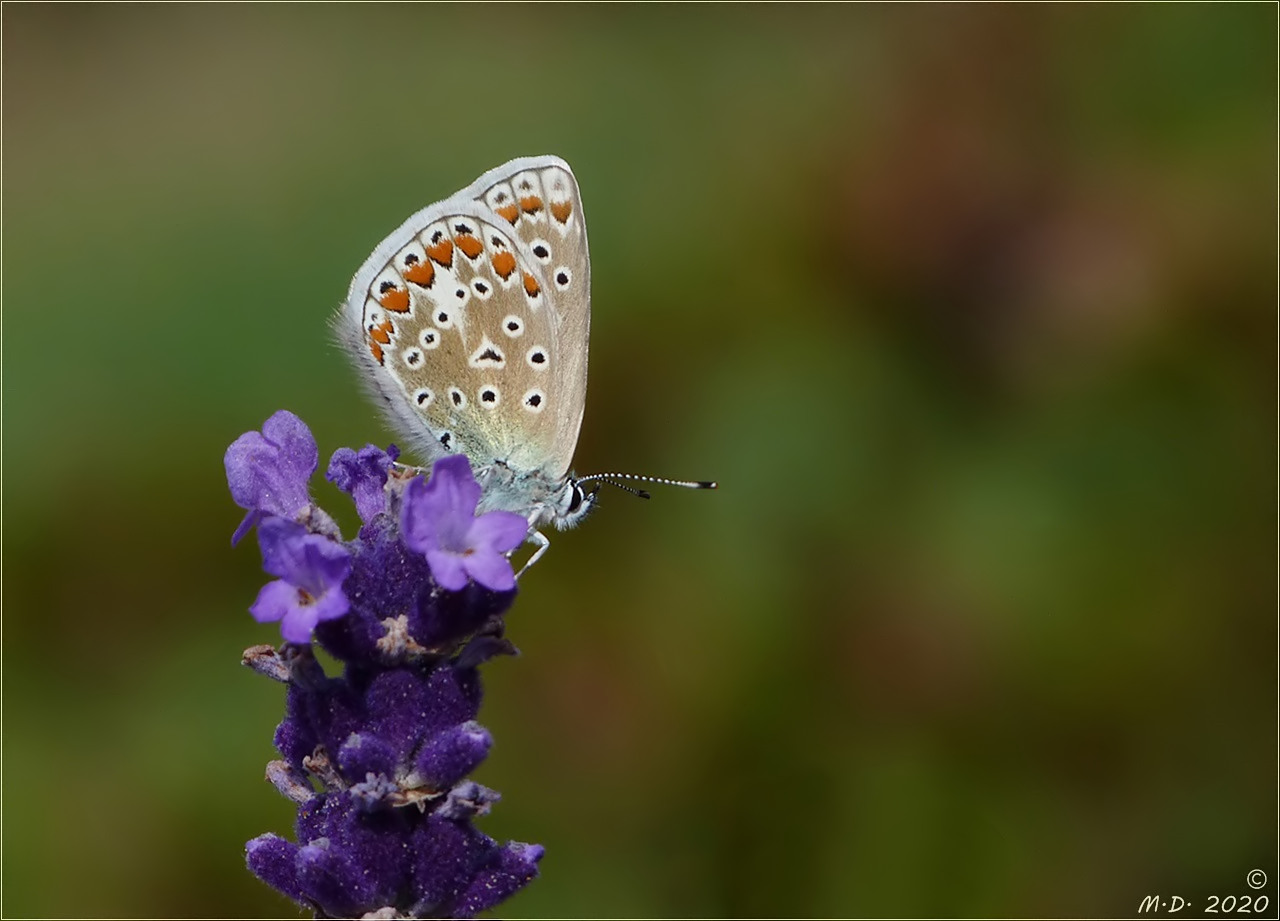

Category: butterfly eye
[567, 484, 584, 513]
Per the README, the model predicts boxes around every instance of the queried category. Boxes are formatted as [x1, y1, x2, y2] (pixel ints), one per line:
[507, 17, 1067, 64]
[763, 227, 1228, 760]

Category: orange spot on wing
[369, 340, 384, 364]
[496, 204, 519, 224]
[520, 195, 543, 215]
[491, 251, 517, 280]
[426, 239, 454, 267]
[378, 287, 411, 313]
[550, 200, 573, 223]
[522, 272, 540, 297]
[403, 260, 435, 287]
[369, 318, 395, 346]
[455, 233, 484, 260]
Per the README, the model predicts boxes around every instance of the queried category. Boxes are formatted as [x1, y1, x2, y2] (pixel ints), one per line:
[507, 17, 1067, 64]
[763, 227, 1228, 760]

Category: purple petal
[403, 459, 524, 592]
[261, 409, 320, 488]
[251, 521, 351, 643]
[327, 444, 398, 522]
[258, 517, 352, 597]
[461, 550, 516, 593]
[400, 476, 442, 552]
[250, 580, 297, 627]
[297, 536, 354, 598]
[224, 432, 277, 508]
[303, 584, 350, 628]
[402, 456, 482, 553]
[257, 517, 308, 581]
[430, 455, 482, 518]
[272, 586, 348, 645]
[224, 411, 317, 539]
[467, 510, 528, 555]
[279, 604, 321, 644]
[425, 549, 469, 592]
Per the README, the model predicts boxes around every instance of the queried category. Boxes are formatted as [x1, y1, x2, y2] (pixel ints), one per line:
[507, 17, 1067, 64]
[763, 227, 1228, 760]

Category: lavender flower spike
[402, 456, 529, 593]
[250, 517, 351, 644]
[225, 410, 319, 544]
[231, 414, 543, 917]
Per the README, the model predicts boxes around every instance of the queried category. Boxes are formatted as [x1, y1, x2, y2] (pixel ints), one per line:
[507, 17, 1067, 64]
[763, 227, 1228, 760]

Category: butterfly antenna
[600, 480, 651, 500]
[576, 471, 718, 501]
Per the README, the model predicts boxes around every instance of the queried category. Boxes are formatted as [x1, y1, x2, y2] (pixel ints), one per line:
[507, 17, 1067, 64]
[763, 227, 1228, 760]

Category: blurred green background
[3, 5, 1274, 918]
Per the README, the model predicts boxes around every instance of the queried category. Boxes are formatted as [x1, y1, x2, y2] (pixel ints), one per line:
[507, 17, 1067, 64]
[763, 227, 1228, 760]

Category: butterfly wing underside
[339, 156, 591, 481]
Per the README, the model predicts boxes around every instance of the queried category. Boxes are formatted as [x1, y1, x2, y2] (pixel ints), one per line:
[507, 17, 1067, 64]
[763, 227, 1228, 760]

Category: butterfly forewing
[341, 156, 591, 481]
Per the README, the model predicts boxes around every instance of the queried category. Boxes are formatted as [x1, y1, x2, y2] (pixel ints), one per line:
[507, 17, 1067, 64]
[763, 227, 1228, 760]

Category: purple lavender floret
[327, 443, 400, 526]
[401, 455, 528, 593]
[228, 412, 541, 918]
[226, 410, 321, 545]
[251, 518, 352, 644]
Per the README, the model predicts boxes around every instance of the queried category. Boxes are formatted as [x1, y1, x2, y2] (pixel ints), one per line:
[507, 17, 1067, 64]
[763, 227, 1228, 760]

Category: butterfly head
[547, 476, 599, 531]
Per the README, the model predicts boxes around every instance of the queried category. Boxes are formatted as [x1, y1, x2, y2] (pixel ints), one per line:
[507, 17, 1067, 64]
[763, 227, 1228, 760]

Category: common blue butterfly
[338, 156, 713, 570]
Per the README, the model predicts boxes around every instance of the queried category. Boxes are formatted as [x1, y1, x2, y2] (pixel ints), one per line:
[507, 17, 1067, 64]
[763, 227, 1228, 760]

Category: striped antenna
[575, 471, 718, 500]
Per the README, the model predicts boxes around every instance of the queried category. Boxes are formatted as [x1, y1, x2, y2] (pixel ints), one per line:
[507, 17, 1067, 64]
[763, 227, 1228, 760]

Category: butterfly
[337, 155, 713, 571]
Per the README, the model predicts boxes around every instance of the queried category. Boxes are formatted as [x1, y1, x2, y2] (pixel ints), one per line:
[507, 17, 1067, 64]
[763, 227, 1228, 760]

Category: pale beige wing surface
[472, 161, 591, 479]
[340, 157, 590, 482]
[350, 207, 575, 476]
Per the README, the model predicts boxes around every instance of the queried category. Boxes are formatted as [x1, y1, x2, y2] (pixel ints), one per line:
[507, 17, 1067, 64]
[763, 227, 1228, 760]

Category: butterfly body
[337, 156, 597, 547]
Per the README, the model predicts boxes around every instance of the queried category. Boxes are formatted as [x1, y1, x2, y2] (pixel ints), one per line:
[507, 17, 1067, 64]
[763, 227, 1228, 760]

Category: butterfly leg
[514, 529, 550, 580]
